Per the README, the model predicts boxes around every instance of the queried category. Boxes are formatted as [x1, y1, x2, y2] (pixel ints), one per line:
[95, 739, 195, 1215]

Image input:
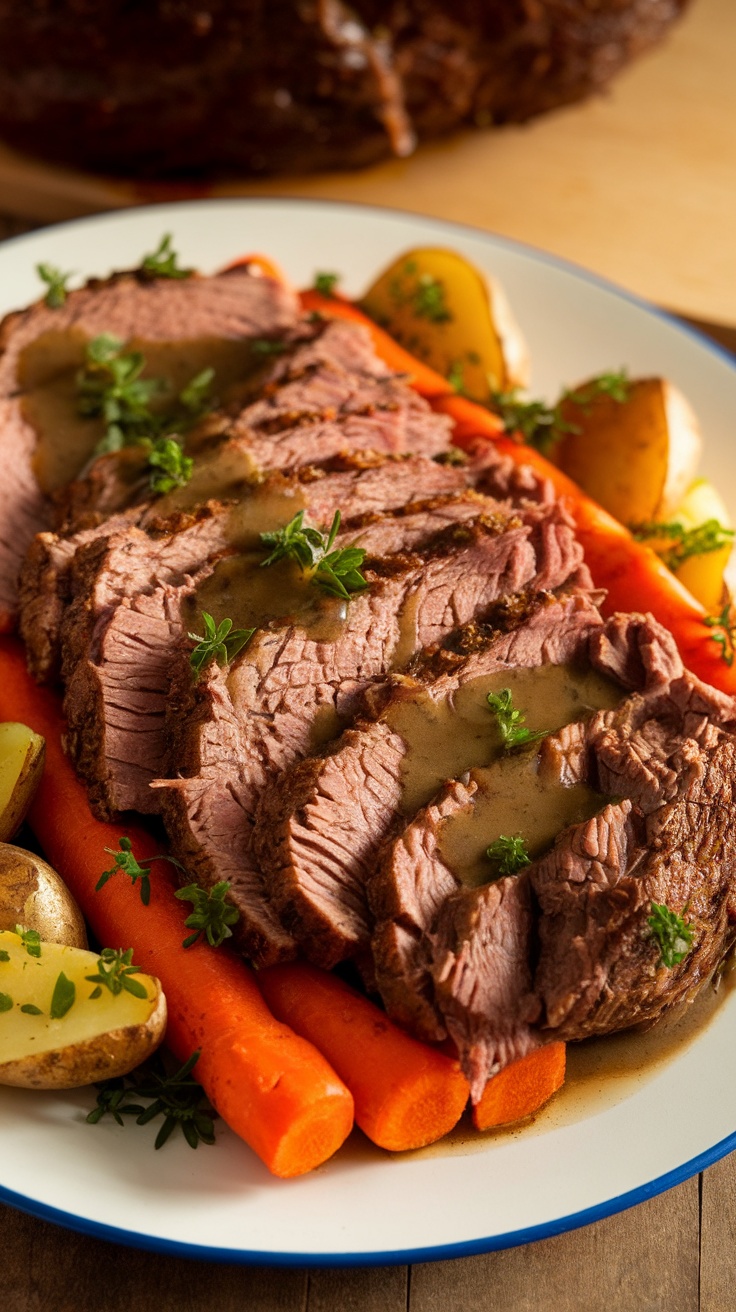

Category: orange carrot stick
[472, 1042, 567, 1130]
[221, 252, 286, 283]
[259, 963, 469, 1152]
[299, 289, 453, 399]
[0, 637, 354, 1178]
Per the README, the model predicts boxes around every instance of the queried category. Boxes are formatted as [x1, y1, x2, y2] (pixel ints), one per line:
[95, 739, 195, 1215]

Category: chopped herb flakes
[389, 263, 452, 324]
[50, 971, 76, 1019]
[175, 881, 240, 949]
[87, 1050, 217, 1150]
[648, 902, 694, 968]
[486, 688, 548, 751]
[260, 509, 368, 600]
[0, 949, 9, 963]
[632, 519, 734, 571]
[0, 992, 12, 1012]
[487, 835, 531, 876]
[491, 371, 631, 455]
[188, 612, 255, 674]
[15, 925, 42, 958]
[20, 1004, 43, 1016]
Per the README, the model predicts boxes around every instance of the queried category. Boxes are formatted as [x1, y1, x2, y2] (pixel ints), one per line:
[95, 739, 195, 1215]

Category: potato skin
[0, 843, 87, 948]
[0, 987, 167, 1089]
[0, 725, 45, 844]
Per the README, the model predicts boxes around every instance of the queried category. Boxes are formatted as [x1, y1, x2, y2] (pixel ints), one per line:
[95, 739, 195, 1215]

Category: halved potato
[0, 930, 166, 1088]
[672, 478, 733, 611]
[0, 843, 87, 947]
[553, 377, 702, 525]
[360, 247, 529, 400]
[0, 722, 45, 843]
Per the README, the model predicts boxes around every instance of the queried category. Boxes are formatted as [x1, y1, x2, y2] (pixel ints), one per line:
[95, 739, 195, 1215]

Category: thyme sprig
[87, 1050, 217, 1150]
[188, 611, 255, 674]
[704, 601, 736, 666]
[140, 233, 193, 280]
[487, 835, 531, 876]
[313, 271, 340, 297]
[85, 947, 149, 1000]
[77, 334, 165, 454]
[145, 435, 194, 495]
[487, 688, 549, 751]
[260, 509, 368, 600]
[491, 371, 631, 455]
[648, 902, 694, 968]
[97, 836, 185, 906]
[37, 262, 72, 308]
[174, 881, 240, 949]
[632, 519, 735, 571]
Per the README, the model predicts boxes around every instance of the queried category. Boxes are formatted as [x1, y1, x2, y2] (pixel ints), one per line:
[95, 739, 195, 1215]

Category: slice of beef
[0, 265, 299, 629]
[261, 589, 603, 977]
[158, 504, 590, 968]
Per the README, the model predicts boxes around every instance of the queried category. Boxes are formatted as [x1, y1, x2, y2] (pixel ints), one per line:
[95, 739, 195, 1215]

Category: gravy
[183, 553, 348, 645]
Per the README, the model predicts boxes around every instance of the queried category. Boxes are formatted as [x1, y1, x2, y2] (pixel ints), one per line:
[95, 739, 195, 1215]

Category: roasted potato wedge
[0, 722, 45, 843]
[553, 377, 702, 525]
[0, 843, 87, 947]
[360, 247, 529, 400]
[0, 930, 166, 1088]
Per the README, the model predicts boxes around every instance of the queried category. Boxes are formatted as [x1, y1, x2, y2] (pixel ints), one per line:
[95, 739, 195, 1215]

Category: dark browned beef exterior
[0, 265, 298, 628]
[158, 500, 589, 967]
[371, 612, 736, 1100]
[261, 590, 602, 975]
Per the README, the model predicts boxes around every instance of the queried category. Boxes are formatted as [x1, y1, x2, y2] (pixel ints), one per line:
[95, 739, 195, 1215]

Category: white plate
[1, 199, 735, 1266]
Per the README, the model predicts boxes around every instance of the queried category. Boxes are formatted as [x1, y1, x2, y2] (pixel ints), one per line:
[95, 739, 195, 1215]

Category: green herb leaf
[486, 688, 549, 751]
[78, 334, 167, 454]
[704, 601, 736, 666]
[0, 992, 12, 1012]
[15, 925, 42, 958]
[85, 947, 148, 999]
[487, 835, 532, 876]
[179, 367, 215, 417]
[251, 337, 288, 357]
[86, 1049, 217, 1149]
[632, 519, 734, 571]
[20, 1004, 43, 1015]
[140, 233, 193, 280]
[0, 949, 9, 963]
[37, 262, 72, 308]
[491, 371, 631, 455]
[260, 509, 368, 600]
[96, 835, 185, 905]
[387, 263, 452, 324]
[648, 902, 694, 968]
[174, 881, 240, 949]
[50, 972, 76, 1019]
[188, 612, 255, 674]
[146, 436, 194, 495]
[313, 271, 340, 297]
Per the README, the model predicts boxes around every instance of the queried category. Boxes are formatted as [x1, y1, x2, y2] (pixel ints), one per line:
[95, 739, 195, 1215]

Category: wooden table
[2, 0, 736, 1302]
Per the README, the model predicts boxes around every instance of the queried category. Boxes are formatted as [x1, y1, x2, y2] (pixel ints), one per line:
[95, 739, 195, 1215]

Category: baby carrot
[0, 637, 354, 1178]
[259, 962, 469, 1152]
[472, 1043, 567, 1131]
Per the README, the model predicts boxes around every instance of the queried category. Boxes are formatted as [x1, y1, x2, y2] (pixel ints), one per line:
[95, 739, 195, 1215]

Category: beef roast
[1, 264, 299, 628]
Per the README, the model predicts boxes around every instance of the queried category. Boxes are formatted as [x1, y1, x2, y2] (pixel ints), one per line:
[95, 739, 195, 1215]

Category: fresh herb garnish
[260, 509, 368, 600]
[179, 366, 215, 416]
[145, 436, 194, 495]
[648, 902, 694, 968]
[50, 971, 76, 1019]
[491, 371, 631, 455]
[140, 233, 193, 280]
[97, 836, 185, 906]
[704, 601, 736, 666]
[85, 947, 148, 1000]
[20, 1004, 43, 1015]
[87, 1050, 217, 1150]
[188, 612, 255, 674]
[486, 688, 549, 751]
[0, 949, 10, 963]
[251, 337, 288, 357]
[37, 262, 72, 308]
[77, 334, 166, 454]
[174, 881, 240, 949]
[487, 835, 531, 876]
[313, 271, 340, 297]
[388, 262, 452, 324]
[632, 519, 735, 571]
[15, 925, 42, 958]
[0, 993, 12, 1012]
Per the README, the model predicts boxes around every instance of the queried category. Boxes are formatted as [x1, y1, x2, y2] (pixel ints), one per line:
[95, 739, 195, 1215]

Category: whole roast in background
[0, 0, 691, 177]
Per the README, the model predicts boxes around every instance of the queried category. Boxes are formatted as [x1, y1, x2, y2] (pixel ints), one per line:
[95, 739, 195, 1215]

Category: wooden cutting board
[0, 0, 734, 325]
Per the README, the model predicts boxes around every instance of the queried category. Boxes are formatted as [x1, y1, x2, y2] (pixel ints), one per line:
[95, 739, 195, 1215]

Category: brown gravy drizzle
[184, 553, 349, 644]
[19, 329, 265, 493]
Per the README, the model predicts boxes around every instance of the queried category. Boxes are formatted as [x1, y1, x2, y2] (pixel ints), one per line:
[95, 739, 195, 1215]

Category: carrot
[472, 1042, 567, 1130]
[299, 289, 454, 399]
[0, 637, 354, 1178]
[221, 252, 286, 283]
[259, 963, 469, 1152]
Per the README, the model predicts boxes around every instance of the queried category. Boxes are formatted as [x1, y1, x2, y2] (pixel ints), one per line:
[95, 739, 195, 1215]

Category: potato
[0, 722, 45, 843]
[360, 247, 529, 401]
[0, 843, 87, 948]
[553, 377, 702, 525]
[671, 478, 733, 611]
[0, 930, 166, 1088]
